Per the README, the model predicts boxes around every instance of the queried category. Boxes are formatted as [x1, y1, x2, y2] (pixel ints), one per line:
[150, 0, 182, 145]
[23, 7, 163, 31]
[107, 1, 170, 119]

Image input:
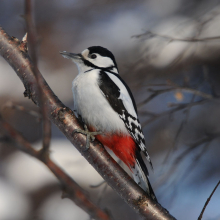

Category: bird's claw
[72, 125, 102, 151]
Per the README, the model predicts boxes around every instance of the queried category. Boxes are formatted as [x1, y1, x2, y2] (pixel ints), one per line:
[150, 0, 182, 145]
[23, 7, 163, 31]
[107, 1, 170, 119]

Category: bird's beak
[60, 51, 82, 61]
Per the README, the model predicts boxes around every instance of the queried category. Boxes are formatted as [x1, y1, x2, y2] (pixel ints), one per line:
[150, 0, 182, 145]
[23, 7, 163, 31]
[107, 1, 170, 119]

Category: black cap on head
[88, 46, 118, 69]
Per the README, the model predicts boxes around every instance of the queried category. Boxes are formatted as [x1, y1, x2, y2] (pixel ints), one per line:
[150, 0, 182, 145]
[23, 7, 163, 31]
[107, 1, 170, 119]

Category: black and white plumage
[60, 46, 157, 201]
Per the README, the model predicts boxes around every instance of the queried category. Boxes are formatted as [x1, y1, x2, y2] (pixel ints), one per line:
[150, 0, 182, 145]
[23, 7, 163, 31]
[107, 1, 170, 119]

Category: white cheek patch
[92, 55, 114, 68]
[81, 49, 116, 70]
[81, 49, 89, 59]
[84, 53, 115, 68]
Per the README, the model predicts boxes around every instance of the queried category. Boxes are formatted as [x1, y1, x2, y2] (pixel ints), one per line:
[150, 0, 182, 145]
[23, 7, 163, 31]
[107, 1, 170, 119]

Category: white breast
[72, 69, 129, 134]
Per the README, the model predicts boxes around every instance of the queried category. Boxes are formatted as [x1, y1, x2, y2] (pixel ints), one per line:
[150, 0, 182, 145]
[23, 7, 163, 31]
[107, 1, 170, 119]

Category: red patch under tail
[89, 127, 137, 169]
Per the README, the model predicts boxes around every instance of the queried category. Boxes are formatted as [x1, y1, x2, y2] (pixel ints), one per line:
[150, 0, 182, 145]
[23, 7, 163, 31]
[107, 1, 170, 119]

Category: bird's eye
[90, 54, 97, 59]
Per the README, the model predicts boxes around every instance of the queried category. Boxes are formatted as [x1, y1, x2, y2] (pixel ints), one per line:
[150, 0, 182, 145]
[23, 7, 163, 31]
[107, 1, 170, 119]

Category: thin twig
[198, 180, 220, 220]
[174, 135, 216, 165]
[138, 84, 214, 108]
[2, 101, 41, 121]
[25, 0, 51, 154]
[134, 11, 220, 68]
[162, 88, 198, 164]
[138, 88, 174, 107]
[176, 141, 211, 188]
[25, 0, 38, 66]
[155, 135, 216, 190]
[135, 10, 220, 43]
[142, 99, 208, 127]
[133, 31, 220, 42]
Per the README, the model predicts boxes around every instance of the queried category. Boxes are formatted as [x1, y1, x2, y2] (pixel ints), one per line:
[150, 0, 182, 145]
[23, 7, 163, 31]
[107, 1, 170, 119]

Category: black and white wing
[98, 70, 152, 166]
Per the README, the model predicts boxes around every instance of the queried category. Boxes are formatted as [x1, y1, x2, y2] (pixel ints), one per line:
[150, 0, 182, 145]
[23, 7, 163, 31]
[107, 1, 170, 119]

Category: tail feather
[131, 151, 157, 202]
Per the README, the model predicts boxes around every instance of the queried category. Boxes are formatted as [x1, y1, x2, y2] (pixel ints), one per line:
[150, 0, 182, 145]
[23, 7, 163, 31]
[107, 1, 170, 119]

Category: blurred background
[1, 0, 220, 219]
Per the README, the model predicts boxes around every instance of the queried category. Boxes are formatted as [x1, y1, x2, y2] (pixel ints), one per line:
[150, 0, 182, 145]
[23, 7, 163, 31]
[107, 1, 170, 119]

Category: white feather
[72, 69, 129, 134]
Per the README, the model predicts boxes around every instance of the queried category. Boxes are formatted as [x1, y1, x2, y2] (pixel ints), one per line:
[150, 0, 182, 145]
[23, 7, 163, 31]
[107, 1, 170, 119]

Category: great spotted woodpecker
[60, 46, 157, 201]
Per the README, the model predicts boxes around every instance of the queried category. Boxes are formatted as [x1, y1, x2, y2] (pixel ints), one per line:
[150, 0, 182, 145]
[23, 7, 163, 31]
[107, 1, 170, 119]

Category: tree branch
[0, 115, 111, 220]
[0, 26, 176, 219]
[25, 0, 51, 154]
[141, 99, 208, 127]
[198, 180, 220, 220]
[133, 31, 220, 43]
[138, 81, 214, 108]
[2, 101, 41, 121]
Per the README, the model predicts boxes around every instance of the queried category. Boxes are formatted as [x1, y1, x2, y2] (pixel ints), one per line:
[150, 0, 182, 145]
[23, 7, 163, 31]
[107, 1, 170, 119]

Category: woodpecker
[60, 46, 157, 201]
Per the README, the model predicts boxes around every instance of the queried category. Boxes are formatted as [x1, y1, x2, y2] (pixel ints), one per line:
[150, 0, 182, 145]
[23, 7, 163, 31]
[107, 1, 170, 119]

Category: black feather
[99, 70, 124, 114]
[136, 150, 158, 202]
[99, 70, 137, 114]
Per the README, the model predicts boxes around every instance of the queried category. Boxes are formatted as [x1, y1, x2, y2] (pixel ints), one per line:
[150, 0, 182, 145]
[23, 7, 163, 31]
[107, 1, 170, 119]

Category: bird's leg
[72, 125, 102, 150]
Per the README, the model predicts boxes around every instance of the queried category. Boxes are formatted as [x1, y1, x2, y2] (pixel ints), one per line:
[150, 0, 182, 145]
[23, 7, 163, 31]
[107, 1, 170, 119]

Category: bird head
[60, 46, 118, 73]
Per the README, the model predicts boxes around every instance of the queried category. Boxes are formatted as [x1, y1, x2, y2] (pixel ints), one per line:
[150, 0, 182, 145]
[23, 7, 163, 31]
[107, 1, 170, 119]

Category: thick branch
[0, 26, 176, 220]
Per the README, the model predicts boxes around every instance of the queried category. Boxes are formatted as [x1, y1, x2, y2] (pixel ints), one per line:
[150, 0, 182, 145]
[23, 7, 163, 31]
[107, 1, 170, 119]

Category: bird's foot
[72, 125, 102, 151]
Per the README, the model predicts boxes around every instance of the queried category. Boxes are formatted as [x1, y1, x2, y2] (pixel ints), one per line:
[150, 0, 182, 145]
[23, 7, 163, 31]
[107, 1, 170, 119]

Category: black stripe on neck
[82, 58, 117, 73]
